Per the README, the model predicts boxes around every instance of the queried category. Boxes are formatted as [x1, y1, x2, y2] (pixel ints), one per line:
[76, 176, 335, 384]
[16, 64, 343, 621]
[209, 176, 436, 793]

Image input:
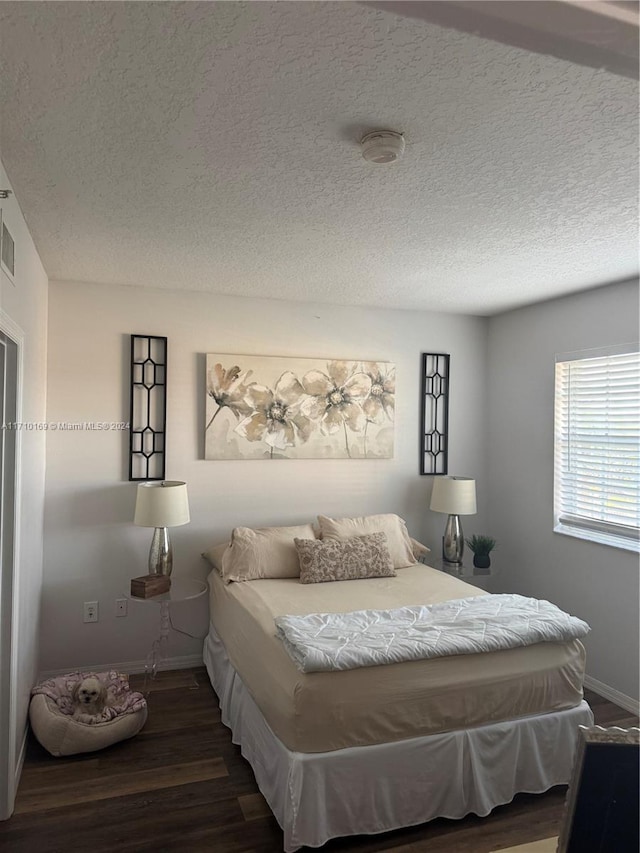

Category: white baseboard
[584, 674, 640, 716]
[39, 653, 204, 681]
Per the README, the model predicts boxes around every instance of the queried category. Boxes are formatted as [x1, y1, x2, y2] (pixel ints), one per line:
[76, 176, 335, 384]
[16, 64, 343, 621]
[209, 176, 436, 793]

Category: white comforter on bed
[275, 593, 590, 673]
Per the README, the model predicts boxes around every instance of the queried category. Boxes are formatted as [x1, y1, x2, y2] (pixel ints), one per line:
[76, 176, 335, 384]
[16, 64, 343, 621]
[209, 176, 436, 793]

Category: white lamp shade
[429, 477, 477, 515]
[134, 481, 190, 528]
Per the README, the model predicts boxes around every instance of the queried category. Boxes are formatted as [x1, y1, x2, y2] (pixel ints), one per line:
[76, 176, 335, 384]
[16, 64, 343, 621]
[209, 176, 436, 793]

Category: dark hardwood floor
[1, 668, 637, 853]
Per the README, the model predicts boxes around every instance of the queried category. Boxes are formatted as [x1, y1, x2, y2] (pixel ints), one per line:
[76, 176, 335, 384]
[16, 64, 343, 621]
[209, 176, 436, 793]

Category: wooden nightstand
[420, 556, 497, 591]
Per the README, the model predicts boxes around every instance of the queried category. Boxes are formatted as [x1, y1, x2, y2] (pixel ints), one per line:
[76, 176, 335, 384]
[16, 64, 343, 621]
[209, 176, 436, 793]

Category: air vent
[0, 212, 15, 283]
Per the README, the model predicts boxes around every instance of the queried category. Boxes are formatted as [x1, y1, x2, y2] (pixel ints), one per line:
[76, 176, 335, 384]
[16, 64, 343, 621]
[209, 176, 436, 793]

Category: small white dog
[71, 676, 108, 721]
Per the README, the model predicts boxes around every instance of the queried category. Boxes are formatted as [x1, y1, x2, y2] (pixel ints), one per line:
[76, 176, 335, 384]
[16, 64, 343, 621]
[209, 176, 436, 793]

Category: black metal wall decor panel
[420, 352, 450, 475]
[129, 335, 167, 481]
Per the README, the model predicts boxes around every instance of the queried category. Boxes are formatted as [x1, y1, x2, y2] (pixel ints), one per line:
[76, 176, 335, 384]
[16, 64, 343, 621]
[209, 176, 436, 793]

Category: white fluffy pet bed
[29, 670, 148, 757]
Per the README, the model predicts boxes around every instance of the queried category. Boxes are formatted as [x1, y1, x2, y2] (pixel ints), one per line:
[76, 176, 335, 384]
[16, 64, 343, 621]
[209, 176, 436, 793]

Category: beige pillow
[410, 537, 430, 560]
[317, 513, 417, 569]
[201, 541, 229, 574]
[295, 532, 396, 584]
[221, 524, 316, 583]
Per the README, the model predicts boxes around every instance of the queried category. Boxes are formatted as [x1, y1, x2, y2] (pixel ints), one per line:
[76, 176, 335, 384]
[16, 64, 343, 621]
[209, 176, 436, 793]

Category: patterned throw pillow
[294, 532, 396, 584]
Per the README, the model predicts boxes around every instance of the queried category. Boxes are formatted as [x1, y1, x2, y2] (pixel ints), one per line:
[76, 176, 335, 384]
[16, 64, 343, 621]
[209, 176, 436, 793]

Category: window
[554, 345, 640, 552]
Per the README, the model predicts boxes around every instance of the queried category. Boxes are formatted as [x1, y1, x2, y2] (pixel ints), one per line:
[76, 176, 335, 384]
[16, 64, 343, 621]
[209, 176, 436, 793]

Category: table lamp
[429, 476, 477, 564]
[134, 480, 190, 576]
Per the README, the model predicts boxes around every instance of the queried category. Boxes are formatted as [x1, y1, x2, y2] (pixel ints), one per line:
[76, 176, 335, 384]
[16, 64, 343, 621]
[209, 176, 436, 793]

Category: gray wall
[42, 281, 489, 672]
[487, 280, 639, 702]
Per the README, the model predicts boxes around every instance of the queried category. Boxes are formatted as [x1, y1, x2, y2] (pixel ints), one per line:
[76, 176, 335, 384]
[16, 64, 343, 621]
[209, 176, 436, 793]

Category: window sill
[554, 523, 640, 554]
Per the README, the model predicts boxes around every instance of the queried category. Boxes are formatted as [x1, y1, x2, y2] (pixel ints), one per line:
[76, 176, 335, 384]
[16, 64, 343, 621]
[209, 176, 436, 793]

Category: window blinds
[554, 348, 640, 550]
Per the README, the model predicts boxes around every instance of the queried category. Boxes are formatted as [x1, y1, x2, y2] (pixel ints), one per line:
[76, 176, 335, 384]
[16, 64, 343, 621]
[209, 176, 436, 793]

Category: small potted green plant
[465, 534, 497, 569]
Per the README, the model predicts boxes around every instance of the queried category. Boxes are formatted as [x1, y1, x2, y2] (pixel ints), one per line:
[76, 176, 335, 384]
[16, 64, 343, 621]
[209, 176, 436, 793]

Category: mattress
[207, 565, 586, 752]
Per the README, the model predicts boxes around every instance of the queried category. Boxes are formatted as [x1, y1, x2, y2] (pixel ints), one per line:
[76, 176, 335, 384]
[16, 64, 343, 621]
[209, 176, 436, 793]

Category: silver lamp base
[148, 526, 173, 576]
[442, 514, 465, 565]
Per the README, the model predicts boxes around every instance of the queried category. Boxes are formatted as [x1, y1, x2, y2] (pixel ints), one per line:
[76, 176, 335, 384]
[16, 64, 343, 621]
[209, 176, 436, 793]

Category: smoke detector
[361, 130, 405, 164]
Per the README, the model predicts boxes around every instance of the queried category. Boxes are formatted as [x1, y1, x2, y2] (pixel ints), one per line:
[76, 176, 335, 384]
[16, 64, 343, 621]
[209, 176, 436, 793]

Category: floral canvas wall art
[205, 354, 395, 460]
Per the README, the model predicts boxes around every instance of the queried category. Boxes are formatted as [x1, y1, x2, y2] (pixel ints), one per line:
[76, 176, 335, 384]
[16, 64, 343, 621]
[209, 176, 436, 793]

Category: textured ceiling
[0, 1, 637, 315]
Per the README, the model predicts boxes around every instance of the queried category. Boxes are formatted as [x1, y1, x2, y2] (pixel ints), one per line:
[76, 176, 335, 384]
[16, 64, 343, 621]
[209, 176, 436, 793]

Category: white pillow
[221, 524, 317, 583]
[317, 513, 417, 569]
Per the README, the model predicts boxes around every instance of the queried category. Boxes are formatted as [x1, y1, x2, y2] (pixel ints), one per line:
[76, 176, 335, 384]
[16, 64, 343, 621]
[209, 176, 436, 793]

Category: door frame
[0, 309, 24, 820]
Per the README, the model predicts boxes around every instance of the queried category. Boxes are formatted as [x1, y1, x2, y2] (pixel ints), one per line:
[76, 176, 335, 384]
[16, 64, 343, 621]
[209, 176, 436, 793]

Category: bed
[202, 517, 593, 851]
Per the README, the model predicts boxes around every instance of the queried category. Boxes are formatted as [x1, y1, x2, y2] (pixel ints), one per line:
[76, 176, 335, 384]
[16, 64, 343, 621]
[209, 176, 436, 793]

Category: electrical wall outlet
[83, 601, 98, 623]
[115, 598, 127, 617]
